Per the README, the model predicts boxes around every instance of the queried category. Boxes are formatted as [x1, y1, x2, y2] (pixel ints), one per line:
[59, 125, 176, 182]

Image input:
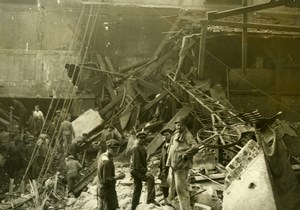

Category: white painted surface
[223, 152, 277, 210]
[72, 109, 104, 138]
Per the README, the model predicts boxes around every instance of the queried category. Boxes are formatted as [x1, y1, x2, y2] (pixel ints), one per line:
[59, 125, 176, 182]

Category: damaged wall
[0, 0, 299, 100]
[0, 0, 82, 98]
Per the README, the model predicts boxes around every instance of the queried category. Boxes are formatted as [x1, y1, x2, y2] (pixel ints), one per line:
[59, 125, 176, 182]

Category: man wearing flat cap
[97, 124, 123, 157]
[166, 117, 199, 210]
[158, 128, 173, 206]
[130, 131, 159, 210]
[65, 154, 82, 195]
[97, 139, 125, 210]
[53, 110, 63, 131]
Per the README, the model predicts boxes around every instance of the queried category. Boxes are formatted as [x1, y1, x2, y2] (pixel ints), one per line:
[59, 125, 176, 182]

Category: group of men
[10, 98, 45, 137]
[97, 116, 199, 210]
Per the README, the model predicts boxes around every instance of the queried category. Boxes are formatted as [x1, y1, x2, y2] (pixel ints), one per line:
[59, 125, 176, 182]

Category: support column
[242, 0, 248, 74]
[275, 46, 283, 110]
[197, 20, 207, 79]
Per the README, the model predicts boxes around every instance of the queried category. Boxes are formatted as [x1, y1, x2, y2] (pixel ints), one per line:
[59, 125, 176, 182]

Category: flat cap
[174, 117, 186, 125]
[67, 155, 75, 159]
[136, 131, 147, 138]
[160, 128, 173, 135]
[106, 139, 120, 148]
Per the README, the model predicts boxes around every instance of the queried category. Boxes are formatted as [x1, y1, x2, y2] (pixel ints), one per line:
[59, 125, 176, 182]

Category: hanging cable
[22, 4, 87, 183]
[39, 2, 101, 183]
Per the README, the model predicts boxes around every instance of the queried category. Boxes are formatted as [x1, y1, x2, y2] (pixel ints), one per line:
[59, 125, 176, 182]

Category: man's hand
[115, 172, 125, 180]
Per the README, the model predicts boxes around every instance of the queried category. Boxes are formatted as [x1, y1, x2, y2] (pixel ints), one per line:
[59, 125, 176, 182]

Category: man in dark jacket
[68, 133, 88, 160]
[97, 124, 122, 156]
[97, 139, 125, 210]
[10, 98, 28, 134]
[130, 131, 159, 210]
[65, 155, 82, 195]
[158, 128, 173, 206]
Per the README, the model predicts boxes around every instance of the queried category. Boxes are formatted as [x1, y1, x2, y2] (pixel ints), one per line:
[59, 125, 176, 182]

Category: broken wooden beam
[119, 59, 149, 73]
[79, 65, 127, 77]
[104, 56, 116, 72]
[189, 173, 226, 183]
[104, 77, 117, 100]
[141, 90, 168, 113]
[137, 78, 162, 93]
[140, 45, 179, 79]
[73, 166, 97, 195]
[96, 54, 107, 71]
[0, 193, 34, 209]
[99, 94, 123, 117]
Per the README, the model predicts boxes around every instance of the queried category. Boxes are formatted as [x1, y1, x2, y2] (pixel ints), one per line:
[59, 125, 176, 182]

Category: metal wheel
[197, 125, 242, 149]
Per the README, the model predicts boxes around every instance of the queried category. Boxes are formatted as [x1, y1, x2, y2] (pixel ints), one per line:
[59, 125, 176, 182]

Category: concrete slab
[222, 151, 277, 210]
[72, 109, 104, 138]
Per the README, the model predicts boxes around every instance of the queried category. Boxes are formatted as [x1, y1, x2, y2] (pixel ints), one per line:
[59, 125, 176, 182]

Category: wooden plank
[197, 22, 207, 79]
[141, 45, 179, 79]
[119, 105, 133, 130]
[104, 76, 117, 100]
[80, 65, 126, 77]
[119, 59, 149, 73]
[125, 81, 137, 99]
[73, 166, 97, 195]
[190, 173, 226, 182]
[141, 90, 168, 113]
[137, 78, 162, 93]
[0, 194, 34, 209]
[96, 54, 107, 71]
[174, 37, 196, 80]
[151, 18, 180, 60]
[131, 82, 148, 100]
[147, 106, 190, 156]
[104, 56, 116, 72]
[99, 94, 123, 117]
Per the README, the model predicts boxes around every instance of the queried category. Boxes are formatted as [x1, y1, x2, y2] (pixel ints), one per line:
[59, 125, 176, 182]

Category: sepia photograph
[0, 0, 299, 209]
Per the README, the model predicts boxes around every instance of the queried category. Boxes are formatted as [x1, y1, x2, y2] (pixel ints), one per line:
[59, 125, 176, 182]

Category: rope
[21, 3, 87, 183]
[39, 2, 101, 183]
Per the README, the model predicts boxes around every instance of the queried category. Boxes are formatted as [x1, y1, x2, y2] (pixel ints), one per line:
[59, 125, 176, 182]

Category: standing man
[6, 137, 24, 179]
[10, 98, 28, 135]
[97, 124, 122, 157]
[53, 110, 63, 131]
[33, 105, 44, 137]
[65, 155, 82, 195]
[36, 134, 50, 178]
[59, 115, 75, 157]
[158, 128, 173, 206]
[130, 131, 158, 210]
[166, 117, 199, 210]
[97, 139, 125, 210]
